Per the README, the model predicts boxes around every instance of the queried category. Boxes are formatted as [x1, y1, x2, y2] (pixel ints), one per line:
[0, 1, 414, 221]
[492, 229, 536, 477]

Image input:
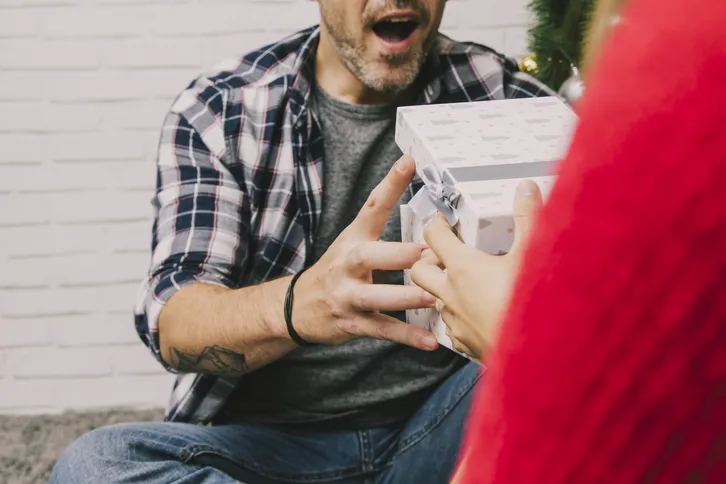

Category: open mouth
[372, 18, 419, 44]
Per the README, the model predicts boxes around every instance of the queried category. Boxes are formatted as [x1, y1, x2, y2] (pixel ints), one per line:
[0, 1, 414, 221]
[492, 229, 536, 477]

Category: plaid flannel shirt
[133, 26, 555, 425]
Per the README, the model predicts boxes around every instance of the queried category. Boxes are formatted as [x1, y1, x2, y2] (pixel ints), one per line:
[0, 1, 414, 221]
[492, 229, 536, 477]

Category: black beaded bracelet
[284, 267, 315, 347]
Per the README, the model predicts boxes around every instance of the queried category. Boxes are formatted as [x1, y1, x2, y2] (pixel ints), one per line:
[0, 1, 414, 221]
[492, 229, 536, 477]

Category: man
[50, 1, 553, 482]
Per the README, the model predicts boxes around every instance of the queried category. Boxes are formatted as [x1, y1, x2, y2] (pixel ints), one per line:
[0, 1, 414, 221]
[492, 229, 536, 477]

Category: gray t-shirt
[217, 82, 464, 429]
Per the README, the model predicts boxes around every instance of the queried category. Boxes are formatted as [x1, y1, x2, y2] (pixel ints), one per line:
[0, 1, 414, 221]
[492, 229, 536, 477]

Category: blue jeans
[49, 362, 481, 484]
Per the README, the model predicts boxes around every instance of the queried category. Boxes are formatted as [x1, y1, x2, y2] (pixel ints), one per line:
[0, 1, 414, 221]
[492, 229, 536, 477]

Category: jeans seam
[389, 369, 483, 461]
[181, 444, 366, 483]
[358, 431, 373, 473]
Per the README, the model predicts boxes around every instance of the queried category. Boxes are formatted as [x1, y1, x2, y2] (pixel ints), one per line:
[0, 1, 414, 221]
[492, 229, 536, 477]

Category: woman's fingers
[444, 323, 478, 360]
[410, 258, 448, 298]
[512, 180, 543, 253]
[420, 249, 445, 269]
[423, 213, 465, 268]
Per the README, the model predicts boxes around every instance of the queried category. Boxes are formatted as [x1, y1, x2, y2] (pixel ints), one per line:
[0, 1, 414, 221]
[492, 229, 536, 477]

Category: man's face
[318, 0, 446, 95]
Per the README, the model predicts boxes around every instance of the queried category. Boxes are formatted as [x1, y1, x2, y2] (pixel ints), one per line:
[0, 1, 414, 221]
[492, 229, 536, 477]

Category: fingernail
[422, 291, 436, 305]
[421, 248, 434, 259]
[423, 335, 438, 350]
[396, 156, 412, 173]
[517, 180, 537, 197]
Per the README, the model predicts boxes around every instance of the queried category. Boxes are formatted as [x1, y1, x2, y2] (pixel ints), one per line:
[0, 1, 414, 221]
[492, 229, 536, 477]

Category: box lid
[395, 97, 577, 177]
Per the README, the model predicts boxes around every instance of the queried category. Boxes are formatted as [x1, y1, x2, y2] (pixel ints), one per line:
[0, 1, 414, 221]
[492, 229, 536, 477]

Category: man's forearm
[158, 277, 297, 376]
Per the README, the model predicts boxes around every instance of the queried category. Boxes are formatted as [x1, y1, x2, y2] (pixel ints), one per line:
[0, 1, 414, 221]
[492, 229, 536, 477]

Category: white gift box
[396, 97, 577, 359]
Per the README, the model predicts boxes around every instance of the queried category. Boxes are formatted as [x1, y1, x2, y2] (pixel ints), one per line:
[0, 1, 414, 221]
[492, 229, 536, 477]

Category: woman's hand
[449, 447, 472, 484]
[410, 180, 543, 361]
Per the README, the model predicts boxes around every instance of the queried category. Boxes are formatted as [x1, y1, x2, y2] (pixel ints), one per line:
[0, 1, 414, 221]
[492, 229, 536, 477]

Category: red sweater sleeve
[460, 0, 726, 482]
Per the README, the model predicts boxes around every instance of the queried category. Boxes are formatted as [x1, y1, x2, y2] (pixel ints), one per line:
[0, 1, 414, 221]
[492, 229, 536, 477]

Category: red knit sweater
[460, 0, 726, 482]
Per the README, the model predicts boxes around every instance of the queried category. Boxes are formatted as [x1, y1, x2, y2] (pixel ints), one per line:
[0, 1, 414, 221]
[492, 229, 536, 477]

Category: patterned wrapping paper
[396, 97, 578, 358]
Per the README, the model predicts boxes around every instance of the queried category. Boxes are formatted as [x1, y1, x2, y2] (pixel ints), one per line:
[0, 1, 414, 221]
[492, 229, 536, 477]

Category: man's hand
[410, 180, 543, 361]
[293, 155, 439, 351]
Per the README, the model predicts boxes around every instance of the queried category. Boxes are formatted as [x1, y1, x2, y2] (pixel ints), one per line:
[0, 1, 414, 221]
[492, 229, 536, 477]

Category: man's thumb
[512, 180, 543, 252]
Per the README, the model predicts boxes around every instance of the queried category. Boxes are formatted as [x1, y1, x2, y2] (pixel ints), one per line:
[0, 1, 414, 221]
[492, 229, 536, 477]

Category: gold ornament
[519, 53, 539, 76]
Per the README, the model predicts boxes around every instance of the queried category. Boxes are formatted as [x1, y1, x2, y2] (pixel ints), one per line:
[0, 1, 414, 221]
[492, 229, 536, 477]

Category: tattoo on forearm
[171, 345, 248, 375]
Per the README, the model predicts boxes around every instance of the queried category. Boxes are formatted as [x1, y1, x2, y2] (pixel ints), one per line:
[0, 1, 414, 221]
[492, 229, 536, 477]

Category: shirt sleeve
[133, 84, 250, 371]
[504, 70, 557, 99]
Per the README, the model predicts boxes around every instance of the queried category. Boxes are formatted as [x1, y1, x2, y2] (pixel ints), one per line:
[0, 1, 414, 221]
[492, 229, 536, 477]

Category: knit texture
[460, 0, 726, 481]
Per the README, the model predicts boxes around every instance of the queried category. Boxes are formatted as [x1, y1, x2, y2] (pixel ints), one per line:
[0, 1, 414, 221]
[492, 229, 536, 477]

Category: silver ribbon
[409, 164, 461, 226]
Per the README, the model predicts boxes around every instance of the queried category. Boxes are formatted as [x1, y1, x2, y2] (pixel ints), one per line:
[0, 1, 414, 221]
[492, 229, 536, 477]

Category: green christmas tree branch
[527, 0, 595, 91]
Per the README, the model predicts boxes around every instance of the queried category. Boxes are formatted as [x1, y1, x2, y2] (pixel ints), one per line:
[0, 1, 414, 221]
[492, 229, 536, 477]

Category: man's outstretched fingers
[347, 241, 427, 273]
[351, 284, 436, 312]
[353, 155, 416, 238]
[512, 180, 543, 252]
[337, 313, 439, 351]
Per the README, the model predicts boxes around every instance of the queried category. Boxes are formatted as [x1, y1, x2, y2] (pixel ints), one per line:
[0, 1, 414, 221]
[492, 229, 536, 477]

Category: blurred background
[0, 0, 533, 415]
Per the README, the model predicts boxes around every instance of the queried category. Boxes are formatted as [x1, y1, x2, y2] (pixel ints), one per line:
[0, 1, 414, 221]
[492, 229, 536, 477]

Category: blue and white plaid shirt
[133, 26, 555, 425]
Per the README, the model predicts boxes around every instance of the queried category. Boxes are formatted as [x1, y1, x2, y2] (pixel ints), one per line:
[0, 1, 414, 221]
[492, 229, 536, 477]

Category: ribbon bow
[409, 164, 461, 226]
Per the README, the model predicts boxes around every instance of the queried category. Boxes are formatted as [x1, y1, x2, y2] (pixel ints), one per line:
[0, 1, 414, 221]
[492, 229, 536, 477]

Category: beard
[319, 0, 438, 95]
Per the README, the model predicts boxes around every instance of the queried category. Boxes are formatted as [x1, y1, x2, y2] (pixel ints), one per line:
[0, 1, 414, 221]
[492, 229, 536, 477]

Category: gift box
[396, 97, 577, 359]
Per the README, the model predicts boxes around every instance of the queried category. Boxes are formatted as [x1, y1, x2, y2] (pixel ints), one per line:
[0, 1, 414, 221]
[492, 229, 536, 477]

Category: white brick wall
[0, 0, 533, 414]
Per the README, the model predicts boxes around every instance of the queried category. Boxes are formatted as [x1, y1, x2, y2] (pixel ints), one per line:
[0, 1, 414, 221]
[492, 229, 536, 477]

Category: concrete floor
[0, 408, 164, 484]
